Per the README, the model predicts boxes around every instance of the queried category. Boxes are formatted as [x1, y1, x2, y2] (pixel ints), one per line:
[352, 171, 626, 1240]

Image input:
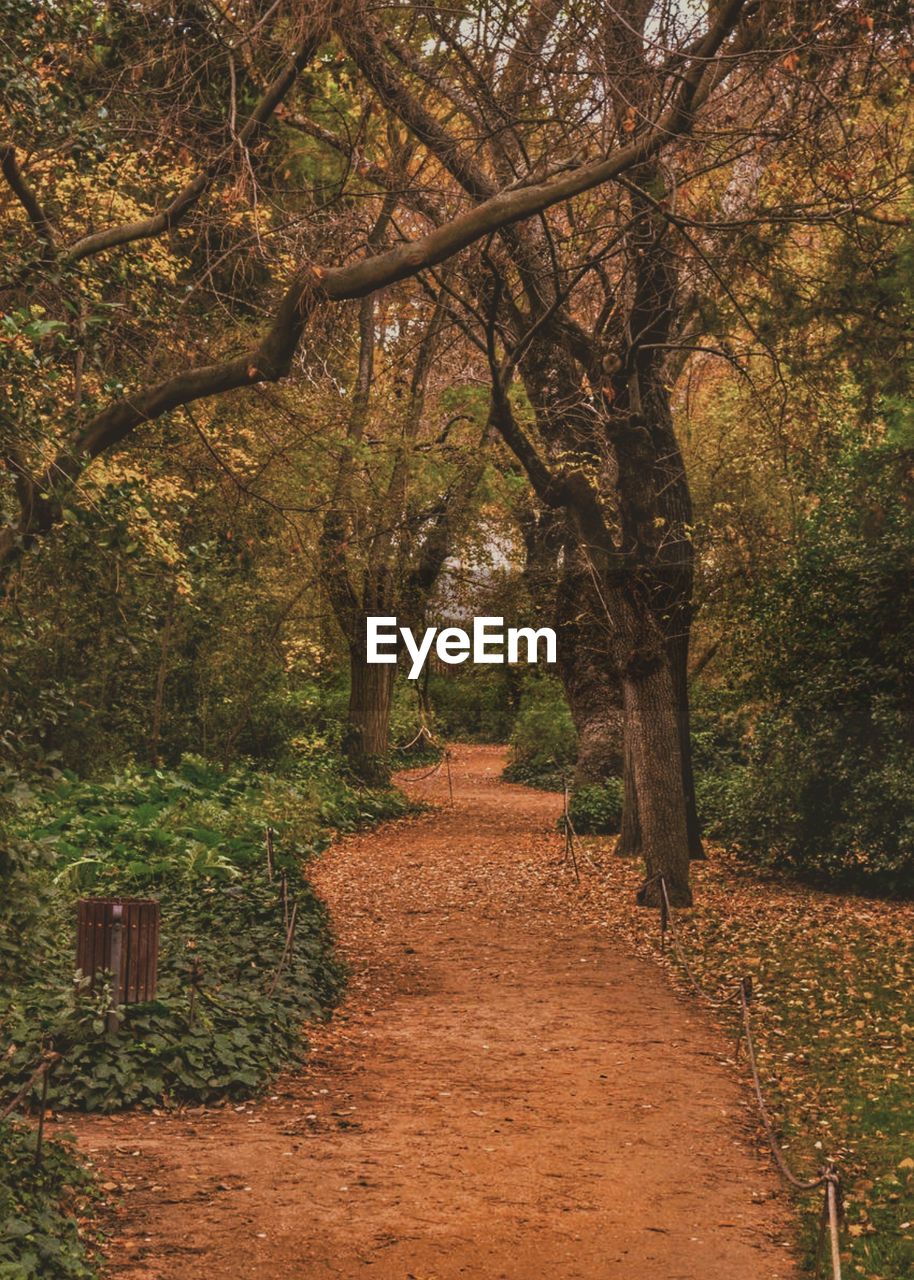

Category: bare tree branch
[0, 0, 754, 576]
[60, 33, 322, 265]
[0, 144, 56, 254]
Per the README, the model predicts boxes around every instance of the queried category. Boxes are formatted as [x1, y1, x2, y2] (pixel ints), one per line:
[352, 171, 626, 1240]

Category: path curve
[73, 744, 797, 1278]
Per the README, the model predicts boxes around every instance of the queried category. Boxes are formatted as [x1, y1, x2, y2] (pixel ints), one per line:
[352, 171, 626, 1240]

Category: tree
[336, 0, 770, 902]
[0, 0, 754, 605]
[4, 0, 905, 904]
[319, 277, 489, 782]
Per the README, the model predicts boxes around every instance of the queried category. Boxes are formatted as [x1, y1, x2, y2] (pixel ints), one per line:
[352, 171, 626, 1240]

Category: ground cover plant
[0, 1119, 98, 1280]
[0, 753, 410, 1112]
[0, 742, 412, 1277]
[558, 841, 914, 1280]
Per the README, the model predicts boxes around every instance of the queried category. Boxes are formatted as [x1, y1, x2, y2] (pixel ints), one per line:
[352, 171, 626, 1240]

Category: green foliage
[0, 1121, 97, 1279]
[502, 677, 576, 790]
[567, 780, 624, 836]
[689, 683, 754, 838]
[0, 476, 320, 774]
[707, 437, 914, 893]
[427, 667, 521, 744]
[0, 779, 54, 986]
[387, 683, 439, 766]
[0, 753, 409, 1112]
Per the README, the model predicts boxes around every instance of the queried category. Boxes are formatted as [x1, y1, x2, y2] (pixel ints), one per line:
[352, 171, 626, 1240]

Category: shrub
[567, 780, 624, 835]
[711, 438, 914, 894]
[0, 754, 411, 1112]
[688, 682, 753, 835]
[427, 666, 520, 743]
[502, 677, 576, 790]
[0, 1121, 97, 1279]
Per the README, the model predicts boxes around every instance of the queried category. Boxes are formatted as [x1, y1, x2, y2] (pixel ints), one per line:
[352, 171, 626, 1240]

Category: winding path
[73, 744, 797, 1278]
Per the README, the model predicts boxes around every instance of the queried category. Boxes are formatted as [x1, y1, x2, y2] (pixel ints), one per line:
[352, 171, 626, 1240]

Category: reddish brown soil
[70, 744, 797, 1278]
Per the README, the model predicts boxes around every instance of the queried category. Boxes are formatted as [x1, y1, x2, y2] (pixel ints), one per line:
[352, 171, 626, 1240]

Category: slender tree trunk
[148, 589, 176, 766]
[345, 636, 396, 784]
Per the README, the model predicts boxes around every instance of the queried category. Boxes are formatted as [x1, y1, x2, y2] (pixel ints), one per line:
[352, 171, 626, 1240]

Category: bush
[0, 754, 410, 1112]
[1, 871, 342, 1111]
[0, 1121, 97, 1279]
[567, 780, 624, 835]
[688, 682, 753, 835]
[502, 677, 576, 790]
[427, 666, 520, 743]
[711, 438, 914, 893]
[0, 777, 54, 987]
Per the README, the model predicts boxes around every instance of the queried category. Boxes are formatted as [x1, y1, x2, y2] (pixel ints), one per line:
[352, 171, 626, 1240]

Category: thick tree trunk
[555, 554, 623, 785]
[345, 640, 396, 785]
[615, 718, 642, 857]
[572, 694, 624, 787]
[624, 654, 693, 907]
[668, 630, 704, 859]
[615, 634, 703, 859]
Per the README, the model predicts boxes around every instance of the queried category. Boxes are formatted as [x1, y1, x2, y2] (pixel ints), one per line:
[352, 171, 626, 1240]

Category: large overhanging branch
[0, 1, 753, 575]
[2, 32, 322, 272]
[339, 0, 753, 341]
[0, 145, 56, 255]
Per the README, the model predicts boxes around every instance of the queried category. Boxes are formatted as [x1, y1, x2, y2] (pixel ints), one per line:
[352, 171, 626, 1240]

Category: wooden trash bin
[76, 899, 160, 1010]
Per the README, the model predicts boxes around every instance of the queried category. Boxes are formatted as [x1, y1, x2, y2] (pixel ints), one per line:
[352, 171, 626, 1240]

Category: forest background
[1, 1, 912, 1276]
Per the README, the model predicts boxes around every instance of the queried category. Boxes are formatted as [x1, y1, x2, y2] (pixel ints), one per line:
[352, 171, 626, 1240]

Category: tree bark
[624, 650, 693, 907]
[615, 718, 642, 857]
[669, 628, 705, 858]
[606, 157, 705, 862]
[555, 553, 623, 785]
[345, 635, 396, 785]
[616, 642, 703, 860]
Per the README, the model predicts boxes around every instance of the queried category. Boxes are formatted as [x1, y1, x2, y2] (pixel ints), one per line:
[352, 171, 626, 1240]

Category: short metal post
[563, 783, 570, 865]
[445, 750, 454, 804]
[106, 903, 123, 1035]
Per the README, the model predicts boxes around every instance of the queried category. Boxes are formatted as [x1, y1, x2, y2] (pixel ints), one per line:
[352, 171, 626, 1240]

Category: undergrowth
[0, 1120, 97, 1279]
[0, 748, 412, 1275]
[566, 781, 623, 835]
[568, 842, 914, 1280]
[502, 676, 575, 791]
[1, 753, 410, 1112]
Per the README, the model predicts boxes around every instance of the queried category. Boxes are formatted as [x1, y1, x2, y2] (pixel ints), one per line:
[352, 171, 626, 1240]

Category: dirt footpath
[71, 744, 797, 1279]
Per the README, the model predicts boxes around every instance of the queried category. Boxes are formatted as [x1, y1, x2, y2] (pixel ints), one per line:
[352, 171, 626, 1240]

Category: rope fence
[398, 724, 437, 753]
[559, 811, 843, 1277]
[0, 1049, 62, 1167]
[396, 725, 454, 802]
[560, 782, 600, 882]
[652, 871, 844, 1280]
